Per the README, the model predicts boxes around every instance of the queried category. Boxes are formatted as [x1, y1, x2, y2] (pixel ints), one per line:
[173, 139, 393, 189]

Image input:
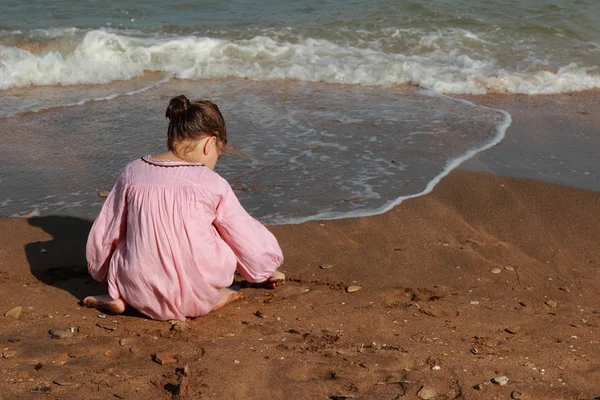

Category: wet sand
[1, 93, 600, 399]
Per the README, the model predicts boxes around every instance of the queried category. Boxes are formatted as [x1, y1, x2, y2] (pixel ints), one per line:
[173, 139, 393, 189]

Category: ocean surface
[0, 0, 598, 223]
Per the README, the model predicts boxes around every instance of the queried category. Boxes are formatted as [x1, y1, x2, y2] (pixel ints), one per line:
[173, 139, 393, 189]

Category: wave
[1, 28, 599, 94]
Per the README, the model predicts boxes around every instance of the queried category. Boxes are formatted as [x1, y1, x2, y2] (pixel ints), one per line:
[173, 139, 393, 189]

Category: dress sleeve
[214, 183, 284, 283]
[86, 168, 129, 283]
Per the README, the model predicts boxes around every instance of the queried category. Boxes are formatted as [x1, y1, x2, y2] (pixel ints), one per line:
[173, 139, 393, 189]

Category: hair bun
[165, 94, 190, 121]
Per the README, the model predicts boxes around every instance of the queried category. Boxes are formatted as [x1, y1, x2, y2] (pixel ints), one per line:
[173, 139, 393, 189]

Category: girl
[83, 95, 285, 321]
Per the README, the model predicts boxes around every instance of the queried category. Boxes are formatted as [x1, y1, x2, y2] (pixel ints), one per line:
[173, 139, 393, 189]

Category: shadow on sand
[24, 216, 145, 318]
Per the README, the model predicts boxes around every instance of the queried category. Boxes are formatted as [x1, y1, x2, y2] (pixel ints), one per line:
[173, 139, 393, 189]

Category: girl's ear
[202, 137, 212, 155]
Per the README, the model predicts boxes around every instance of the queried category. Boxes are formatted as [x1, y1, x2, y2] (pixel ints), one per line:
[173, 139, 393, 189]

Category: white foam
[1, 28, 599, 94]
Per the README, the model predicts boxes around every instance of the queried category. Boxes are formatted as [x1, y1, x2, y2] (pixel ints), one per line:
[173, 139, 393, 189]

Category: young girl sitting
[83, 95, 285, 321]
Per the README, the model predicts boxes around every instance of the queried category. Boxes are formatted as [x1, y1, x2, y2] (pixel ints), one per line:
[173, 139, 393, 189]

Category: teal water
[1, 0, 598, 94]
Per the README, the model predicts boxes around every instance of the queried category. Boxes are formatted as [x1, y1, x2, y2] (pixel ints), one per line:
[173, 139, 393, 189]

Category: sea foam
[1, 28, 599, 94]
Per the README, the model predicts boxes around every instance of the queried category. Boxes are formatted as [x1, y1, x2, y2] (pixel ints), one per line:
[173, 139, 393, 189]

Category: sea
[1, 0, 598, 224]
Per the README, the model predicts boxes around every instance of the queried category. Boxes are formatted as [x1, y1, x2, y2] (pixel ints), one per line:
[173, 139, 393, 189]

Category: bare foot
[264, 270, 286, 289]
[213, 288, 244, 311]
[82, 294, 126, 315]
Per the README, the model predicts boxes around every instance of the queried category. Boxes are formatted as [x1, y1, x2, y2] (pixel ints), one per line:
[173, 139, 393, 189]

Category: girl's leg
[264, 270, 286, 289]
[213, 288, 244, 310]
[82, 294, 127, 315]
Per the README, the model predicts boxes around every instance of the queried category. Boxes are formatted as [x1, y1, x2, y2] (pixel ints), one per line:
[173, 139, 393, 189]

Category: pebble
[97, 314, 107, 319]
[473, 383, 484, 390]
[153, 353, 176, 365]
[504, 266, 514, 271]
[545, 300, 559, 308]
[417, 386, 437, 399]
[4, 306, 23, 319]
[2, 351, 17, 358]
[320, 264, 334, 270]
[559, 287, 570, 293]
[346, 286, 361, 293]
[519, 301, 529, 307]
[490, 268, 502, 274]
[49, 329, 73, 339]
[592, 310, 600, 314]
[469, 301, 480, 305]
[18, 210, 33, 217]
[96, 322, 118, 331]
[491, 376, 509, 386]
[119, 339, 129, 346]
[511, 391, 523, 399]
[170, 321, 188, 332]
[505, 325, 521, 334]
[98, 191, 110, 198]
[53, 380, 77, 387]
[40, 248, 49, 254]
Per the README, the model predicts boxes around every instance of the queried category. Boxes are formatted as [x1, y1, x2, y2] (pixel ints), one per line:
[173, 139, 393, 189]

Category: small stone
[4, 306, 23, 319]
[320, 264, 334, 269]
[49, 329, 73, 339]
[469, 301, 480, 305]
[473, 383, 484, 390]
[346, 286, 361, 293]
[491, 376, 509, 386]
[559, 287, 570, 293]
[19, 210, 33, 217]
[592, 310, 600, 314]
[34, 363, 43, 371]
[431, 365, 441, 370]
[97, 314, 107, 319]
[119, 339, 128, 346]
[417, 386, 437, 399]
[7, 338, 19, 343]
[53, 380, 76, 387]
[505, 325, 521, 334]
[254, 310, 264, 318]
[233, 360, 240, 364]
[98, 191, 110, 198]
[519, 301, 528, 307]
[504, 266, 514, 271]
[511, 391, 523, 399]
[545, 300, 559, 308]
[2, 351, 17, 358]
[96, 322, 117, 331]
[40, 248, 49, 254]
[490, 268, 502, 274]
[153, 353, 176, 365]
[170, 321, 188, 332]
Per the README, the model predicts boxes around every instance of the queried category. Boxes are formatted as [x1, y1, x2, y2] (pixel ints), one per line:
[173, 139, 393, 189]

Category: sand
[1, 93, 600, 399]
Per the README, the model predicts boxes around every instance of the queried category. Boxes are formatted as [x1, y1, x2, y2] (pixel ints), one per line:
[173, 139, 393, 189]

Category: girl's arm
[214, 184, 283, 283]
[86, 169, 129, 283]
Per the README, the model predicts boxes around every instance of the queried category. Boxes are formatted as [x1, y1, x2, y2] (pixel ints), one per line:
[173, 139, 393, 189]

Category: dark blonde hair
[165, 95, 227, 151]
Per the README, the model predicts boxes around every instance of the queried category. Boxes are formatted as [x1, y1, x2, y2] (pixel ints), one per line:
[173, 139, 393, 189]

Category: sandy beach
[1, 92, 600, 400]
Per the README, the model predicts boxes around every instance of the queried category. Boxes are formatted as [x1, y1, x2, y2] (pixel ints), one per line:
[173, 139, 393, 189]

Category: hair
[165, 95, 227, 152]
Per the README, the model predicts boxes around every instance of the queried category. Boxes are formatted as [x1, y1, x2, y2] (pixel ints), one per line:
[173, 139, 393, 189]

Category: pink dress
[86, 156, 284, 321]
